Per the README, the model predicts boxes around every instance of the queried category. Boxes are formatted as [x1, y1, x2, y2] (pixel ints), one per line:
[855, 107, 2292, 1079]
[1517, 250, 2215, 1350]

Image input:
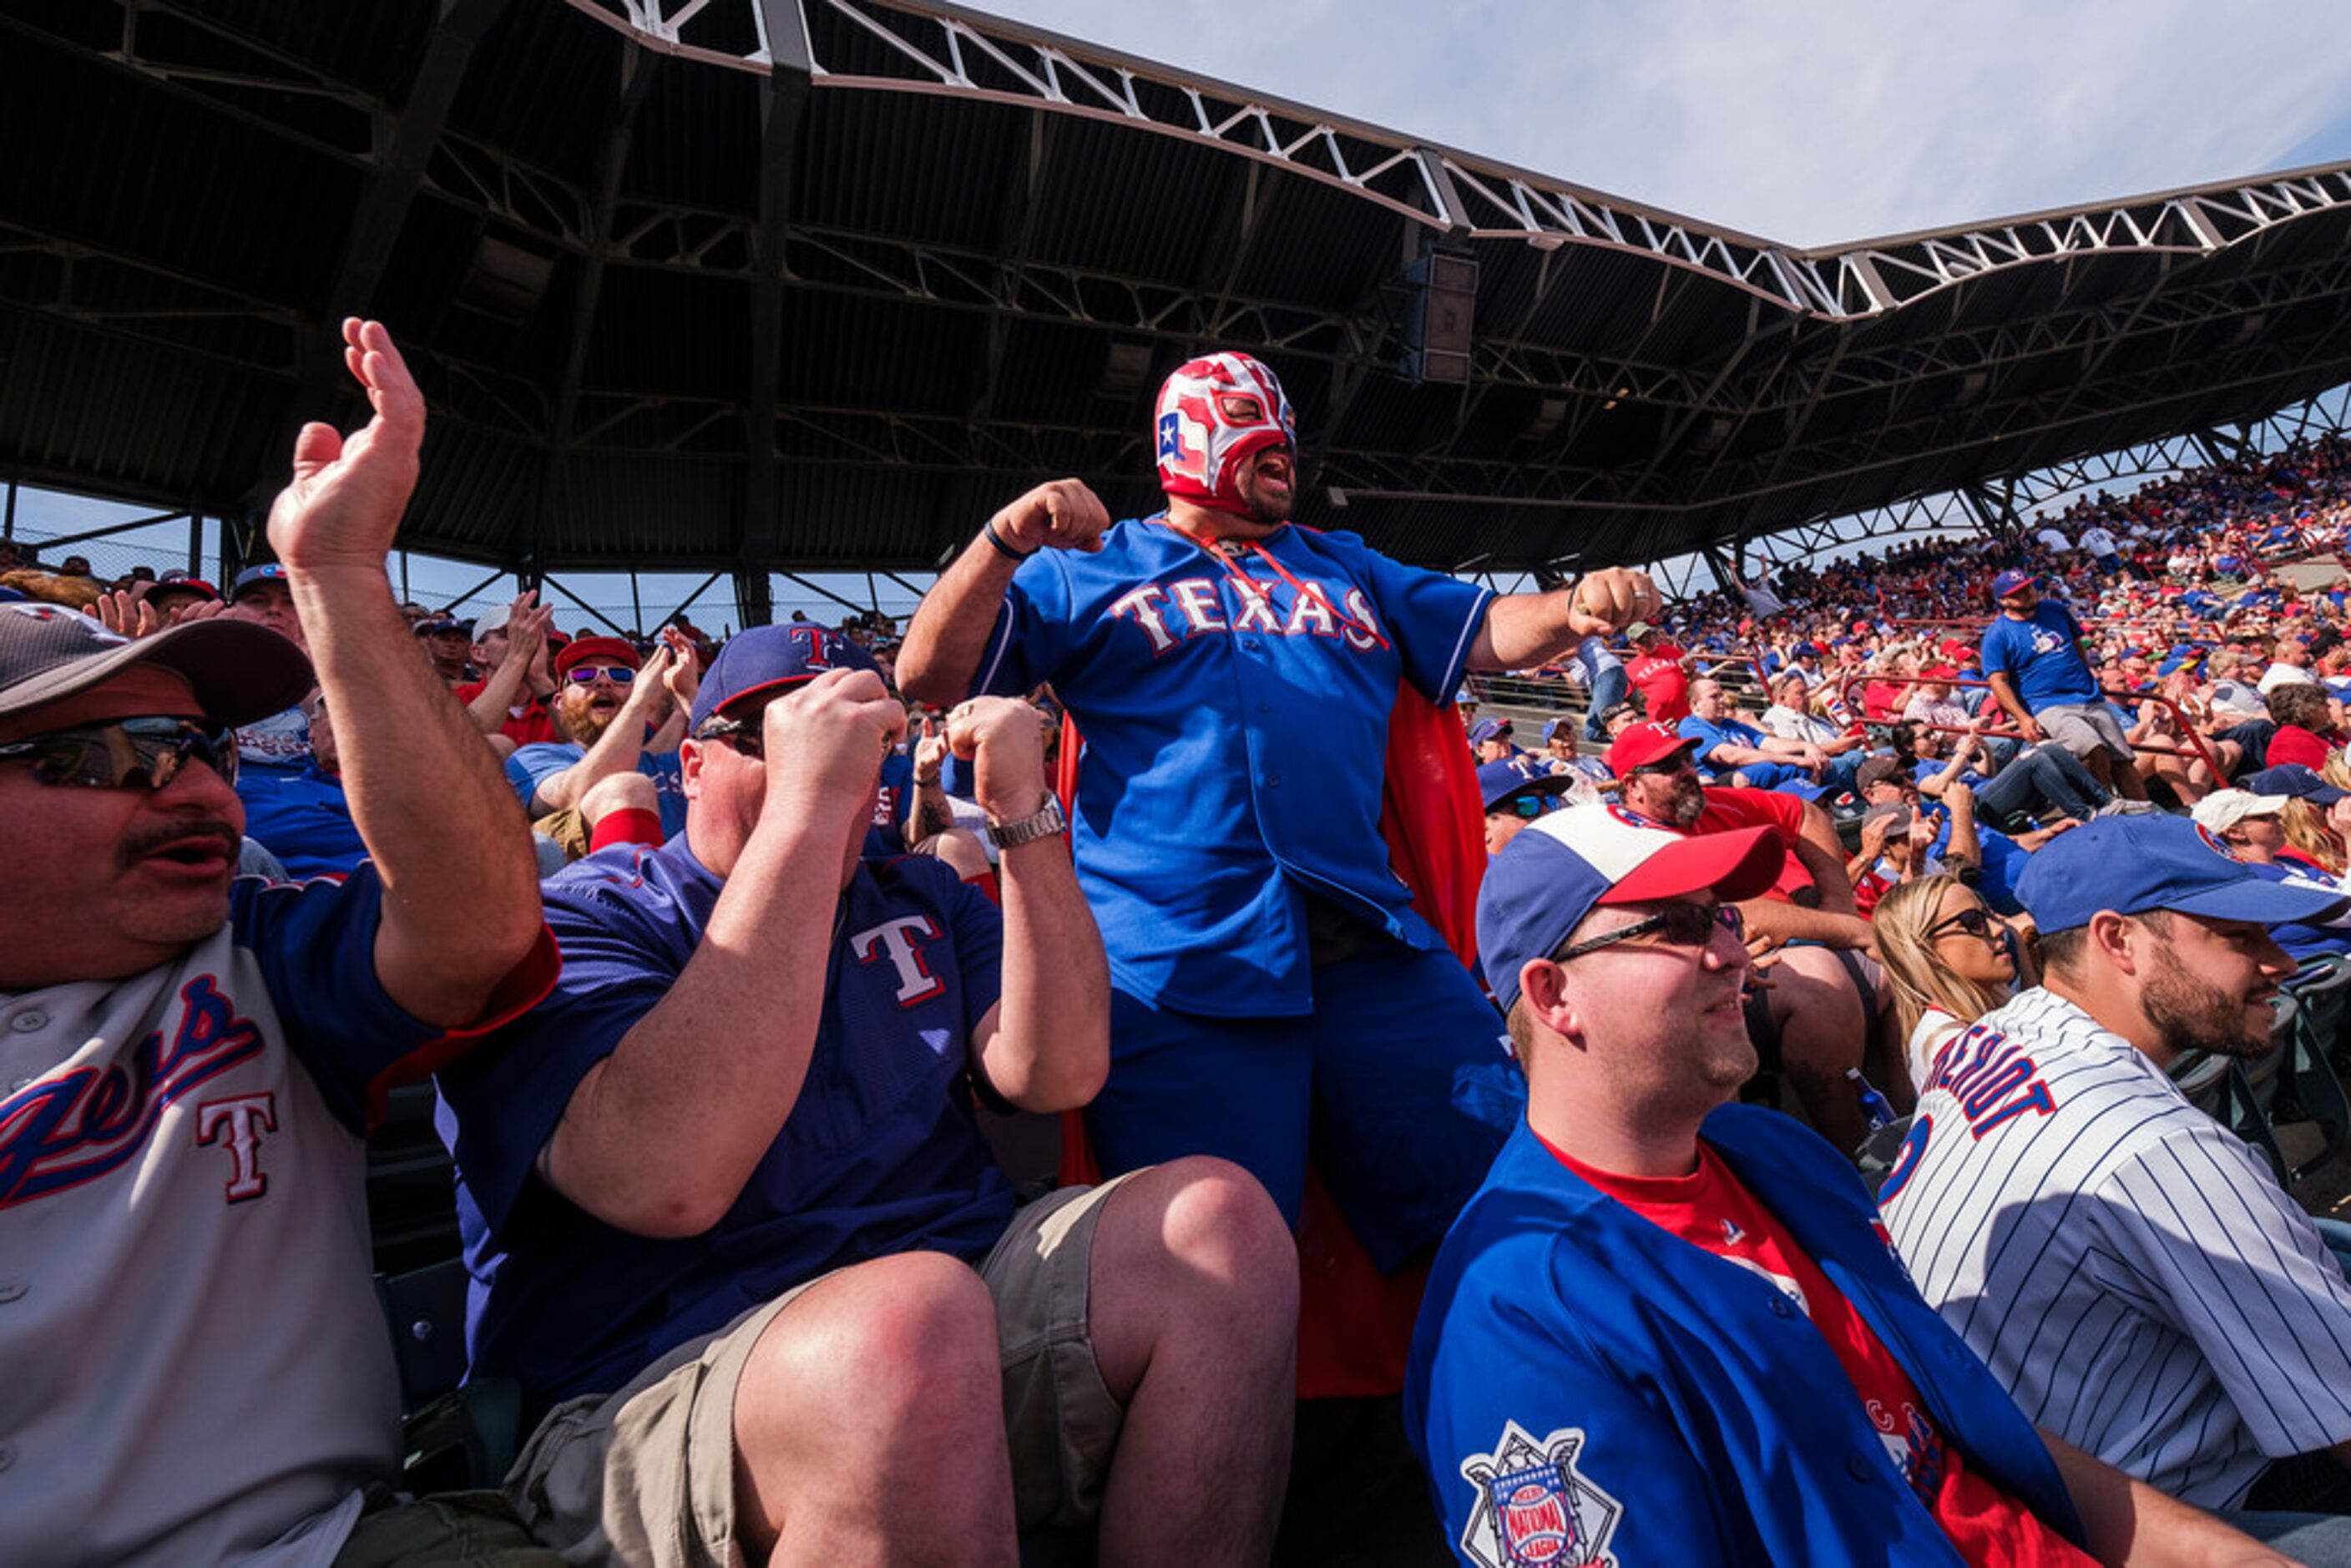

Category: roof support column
[741, 0, 815, 584]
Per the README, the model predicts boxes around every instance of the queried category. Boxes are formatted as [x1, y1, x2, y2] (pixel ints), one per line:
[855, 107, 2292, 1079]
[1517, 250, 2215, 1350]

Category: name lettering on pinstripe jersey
[1105, 577, 1388, 656]
[0, 974, 264, 1209]
[1919, 1022, 2057, 1141]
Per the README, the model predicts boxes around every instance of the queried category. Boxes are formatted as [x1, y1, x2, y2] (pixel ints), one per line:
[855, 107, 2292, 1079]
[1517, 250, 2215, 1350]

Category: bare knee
[1088, 1159, 1297, 1400]
[580, 770, 658, 824]
[1148, 1156, 1297, 1300]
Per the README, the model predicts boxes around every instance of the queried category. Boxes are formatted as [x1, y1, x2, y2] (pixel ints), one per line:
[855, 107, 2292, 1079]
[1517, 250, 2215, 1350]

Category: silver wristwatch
[985, 795, 1067, 850]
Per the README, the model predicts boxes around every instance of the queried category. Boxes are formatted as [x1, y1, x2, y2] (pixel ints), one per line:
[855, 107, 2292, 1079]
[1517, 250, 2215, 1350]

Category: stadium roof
[6, 0, 2351, 590]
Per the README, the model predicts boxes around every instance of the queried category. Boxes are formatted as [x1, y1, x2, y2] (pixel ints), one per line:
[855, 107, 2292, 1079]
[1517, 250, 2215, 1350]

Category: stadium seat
[2169, 958, 2351, 1188]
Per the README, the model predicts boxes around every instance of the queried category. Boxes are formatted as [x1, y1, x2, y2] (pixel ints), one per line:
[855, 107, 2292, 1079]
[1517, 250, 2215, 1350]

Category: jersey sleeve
[2087, 1124, 2351, 1457]
[230, 868, 558, 1135]
[505, 744, 575, 812]
[1978, 623, 2018, 681]
[971, 552, 1077, 700]
[1349, 544, 1494, 705]
[434, 872, 688, 1237]
[1413, 1243, 1745, 1565]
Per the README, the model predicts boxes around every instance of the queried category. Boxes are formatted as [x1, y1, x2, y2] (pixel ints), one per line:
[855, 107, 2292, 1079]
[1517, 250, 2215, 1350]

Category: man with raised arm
[0, 319, 556, 1566]
[897, 351, 1655, 1270]
[439, 623, 1297, 1568]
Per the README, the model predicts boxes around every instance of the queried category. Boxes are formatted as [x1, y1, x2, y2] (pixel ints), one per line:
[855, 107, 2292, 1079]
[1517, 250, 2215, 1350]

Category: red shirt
[454, 680, 558, 747]
[1686, 786, 1816, 904]
[2267, 724, 2334, 770]
[1627, 650, 1691, 724]
[1550, 1137, 2096, 1568]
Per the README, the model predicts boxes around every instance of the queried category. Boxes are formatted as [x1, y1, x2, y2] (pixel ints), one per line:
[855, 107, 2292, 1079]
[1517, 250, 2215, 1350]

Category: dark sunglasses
[1551, 903, 1744, 964]
[1927, 906, 2000, 941]
[1631, 751, 1697, 777]
[564, 665, 637, 686]
[0, 716, 237, 791]
[693, 716, 762, 758]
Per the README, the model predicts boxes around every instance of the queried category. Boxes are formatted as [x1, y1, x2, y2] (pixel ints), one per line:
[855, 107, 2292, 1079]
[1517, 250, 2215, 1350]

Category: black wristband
[984, 521, 1037, 561]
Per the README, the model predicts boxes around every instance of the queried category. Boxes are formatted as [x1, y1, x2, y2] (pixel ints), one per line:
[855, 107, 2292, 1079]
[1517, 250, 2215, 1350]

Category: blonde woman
[1873, 872, 2029, 1087]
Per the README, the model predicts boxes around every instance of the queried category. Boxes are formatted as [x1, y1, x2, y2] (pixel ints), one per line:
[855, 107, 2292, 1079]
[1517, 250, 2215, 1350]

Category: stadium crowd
[14, 326, 2351, 1566]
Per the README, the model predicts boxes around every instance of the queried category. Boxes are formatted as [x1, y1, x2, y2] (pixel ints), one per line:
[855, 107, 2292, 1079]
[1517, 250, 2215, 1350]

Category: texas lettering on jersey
[0, 974, 265, 1209]
[1107, 574, 1386, 657]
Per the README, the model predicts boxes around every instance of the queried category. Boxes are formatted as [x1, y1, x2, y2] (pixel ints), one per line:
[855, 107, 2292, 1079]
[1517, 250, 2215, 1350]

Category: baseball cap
[1792, 641, 1820, 659]
[412, 616, 471, 639]
[0, 600, 311, 726]
[1478, 761, 1573, 814]
[1862, 800, 1914, 837]
[688, 623, 880, 731]
[1468, 717, 1514, 746]
[1990, 569, 2036, 600]
[146, 577, 219, 604]
[2241, 765, 2349, 807]
[2016, 815, 2347, 934]
[229, 563, 289, 601]
[472, 602, 514, 640]
[554, 635, 644, 682]
[1477, 805, 1785, 1013]
[1854, 756, 1907, 792]
[2191, 789, 2291, 832]
[1604, 721, 1695, 776]
[1625, 620, 1656, 640]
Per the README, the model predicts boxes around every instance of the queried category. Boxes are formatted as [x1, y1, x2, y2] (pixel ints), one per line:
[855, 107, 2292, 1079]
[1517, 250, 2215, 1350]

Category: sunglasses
[1551, 903, 1744, 964]
[0, 716, 237, 791]
[1631, 751, 1697, 777]
[1927, 906, 2001, 941]
[564, 665, 637, 686]
[1495, 794, 1550, 820]
[693, 716, 762, 759]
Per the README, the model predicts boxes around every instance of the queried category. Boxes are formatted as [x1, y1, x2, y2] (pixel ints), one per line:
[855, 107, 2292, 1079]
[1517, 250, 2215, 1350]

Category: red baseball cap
[554, 635, 642, 680]
[1605, 721, 1696, 776]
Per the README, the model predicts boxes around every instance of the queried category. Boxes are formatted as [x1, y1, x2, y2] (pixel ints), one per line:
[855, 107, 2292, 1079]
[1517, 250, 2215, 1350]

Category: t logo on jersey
[195, 1093, 276, 1203]
[850, 914, 946, 1006]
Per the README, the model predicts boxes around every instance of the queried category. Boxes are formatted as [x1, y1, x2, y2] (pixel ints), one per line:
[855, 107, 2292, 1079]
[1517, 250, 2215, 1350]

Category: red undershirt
[1541, 1135, 2094, 1567]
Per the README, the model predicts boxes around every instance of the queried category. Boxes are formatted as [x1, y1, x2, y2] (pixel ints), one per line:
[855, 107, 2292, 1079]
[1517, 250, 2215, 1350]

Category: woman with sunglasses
[1873, 871, 2030, 1087]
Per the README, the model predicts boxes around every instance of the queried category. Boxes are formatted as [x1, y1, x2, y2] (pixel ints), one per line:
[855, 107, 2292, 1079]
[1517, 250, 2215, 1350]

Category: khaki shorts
[533, 807, 590, 861]
[333, 1485, 560, 1566]
[503, 1177, 1135, 1568]
[2036, 701, 2134, 764]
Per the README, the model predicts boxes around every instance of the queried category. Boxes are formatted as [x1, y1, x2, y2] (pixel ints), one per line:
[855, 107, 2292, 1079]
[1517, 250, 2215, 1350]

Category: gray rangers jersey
[1878, 986, 2351, 1507]
[0, 870, 546, 1567]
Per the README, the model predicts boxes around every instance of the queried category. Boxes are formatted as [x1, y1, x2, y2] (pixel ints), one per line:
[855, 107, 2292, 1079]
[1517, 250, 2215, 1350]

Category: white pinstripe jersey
[1877, 987, 2351, 1508]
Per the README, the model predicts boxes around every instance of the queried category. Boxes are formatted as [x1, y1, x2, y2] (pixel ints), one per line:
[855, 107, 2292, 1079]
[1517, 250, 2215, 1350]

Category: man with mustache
[0, 319, 554, 1565]
[1411, 806, 2301, 1565]
[1881, 816, 2351, 1534]
[898, 350, 1656, 1283]
[507, 631, 694, 852]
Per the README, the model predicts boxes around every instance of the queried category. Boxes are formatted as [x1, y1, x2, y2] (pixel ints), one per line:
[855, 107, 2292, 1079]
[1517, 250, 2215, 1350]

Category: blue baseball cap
[1478, 761, 1572, 814]
[1469, 717, 1513, 746]
[2242, 765, 2349, 807]
[688, 623, 878, 731]
[230, 563, 289, 600]
[2015, 816, 2348, 935]
[1542, 716, 1571, 744]
[1477, 804, 1785, 1014]
[1990, 569, 2037, 600]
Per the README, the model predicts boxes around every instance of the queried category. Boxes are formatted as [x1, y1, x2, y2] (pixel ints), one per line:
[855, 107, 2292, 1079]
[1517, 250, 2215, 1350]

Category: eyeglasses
[1631, 751, 1697, 777]
[693, 716, 761, 759]
[1494, 795, 1550, 820]
[1216, 392, 1267, 423]
[564, 665, 637, 686]
[1927, 906, 2001, 941]
[1550, 903, 1744, 964]
[0, 716, 237, 791]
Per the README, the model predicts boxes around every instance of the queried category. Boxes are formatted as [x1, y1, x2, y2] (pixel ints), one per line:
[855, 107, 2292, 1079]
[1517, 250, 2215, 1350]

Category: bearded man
[506, 632, 695, 851]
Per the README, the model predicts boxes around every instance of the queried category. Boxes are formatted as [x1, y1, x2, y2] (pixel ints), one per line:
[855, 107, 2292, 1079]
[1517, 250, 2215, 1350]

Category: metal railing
[1837, 673, 2225, 780]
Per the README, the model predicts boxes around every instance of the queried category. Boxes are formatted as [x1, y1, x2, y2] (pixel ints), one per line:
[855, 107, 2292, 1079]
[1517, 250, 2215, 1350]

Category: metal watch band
[985, 795, 1066, 849]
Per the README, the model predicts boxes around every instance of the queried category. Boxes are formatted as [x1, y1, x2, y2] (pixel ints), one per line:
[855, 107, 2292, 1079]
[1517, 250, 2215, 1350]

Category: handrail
[1838, 673, 2224, 779]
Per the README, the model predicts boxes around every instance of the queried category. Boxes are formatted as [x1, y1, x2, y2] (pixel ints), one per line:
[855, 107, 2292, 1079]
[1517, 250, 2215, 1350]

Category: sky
[12, 1, 2351, 620]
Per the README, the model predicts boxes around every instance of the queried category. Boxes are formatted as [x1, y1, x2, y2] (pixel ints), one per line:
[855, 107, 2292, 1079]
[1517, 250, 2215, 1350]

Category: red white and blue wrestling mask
[1153, 352, 1297, 518]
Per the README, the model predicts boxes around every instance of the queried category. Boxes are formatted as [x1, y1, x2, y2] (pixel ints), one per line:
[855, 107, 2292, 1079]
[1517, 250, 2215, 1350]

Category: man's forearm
[982, 831, 1110, 1112]
[532, 713, 651, 814]
[908, 778, 957, 845]
[292, 566, 542, 1026]
[464, 653, 531, 736]
[1740, 898, 1874, 949]
[1473, 589, 1582, 671]
[899, 528, 1024, 708]
[1989, 672, 2034, 729]
[2037, 1427, 2283, 1566]
[546, 812, 857, 1237]
[1793, 807, 1859, 916]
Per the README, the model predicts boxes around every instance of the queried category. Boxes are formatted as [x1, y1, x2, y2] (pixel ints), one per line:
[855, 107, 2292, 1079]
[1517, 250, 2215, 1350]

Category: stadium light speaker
[1098, 341, 1155, 398]
[1402, 251, 1478, 386]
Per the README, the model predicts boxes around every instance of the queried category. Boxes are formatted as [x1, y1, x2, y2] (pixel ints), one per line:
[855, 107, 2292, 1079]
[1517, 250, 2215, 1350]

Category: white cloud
[977, 0, 2351, 245]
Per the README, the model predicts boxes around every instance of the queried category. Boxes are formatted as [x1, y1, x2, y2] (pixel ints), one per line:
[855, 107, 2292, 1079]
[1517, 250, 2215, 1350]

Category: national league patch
[1456, 1421, 1621, 1568]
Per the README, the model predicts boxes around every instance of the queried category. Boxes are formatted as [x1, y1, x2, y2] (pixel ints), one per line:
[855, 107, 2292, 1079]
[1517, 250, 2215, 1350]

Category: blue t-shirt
[1677, 714, 1768, 765]
[236, 760, 367, 882]
[1979, 603, 2097, 711]
[506, 740, 687, 841]
[866, 749, 918, 857]
[437, 839, 1015, 1413]
[970, 518, 1493, 1016]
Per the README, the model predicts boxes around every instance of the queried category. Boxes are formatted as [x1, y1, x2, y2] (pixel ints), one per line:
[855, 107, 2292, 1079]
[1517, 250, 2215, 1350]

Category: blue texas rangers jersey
[436, 837, 1018, 1414]
[505, 741, 688, 840]
[1408, 1107, 2083, 1567]
[973, 518, 1493, 1016]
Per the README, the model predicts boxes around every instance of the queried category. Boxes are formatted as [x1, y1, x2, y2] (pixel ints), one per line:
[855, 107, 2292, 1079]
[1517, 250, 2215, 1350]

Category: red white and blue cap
[1990, 569, 2037, 600]
[2015, 815, 2348, 934]
[689, 623, 878, 732]
[229, 562, 289, 600]
[1153, 352, 1296, 518]
[1478, 803, 1785, 1013]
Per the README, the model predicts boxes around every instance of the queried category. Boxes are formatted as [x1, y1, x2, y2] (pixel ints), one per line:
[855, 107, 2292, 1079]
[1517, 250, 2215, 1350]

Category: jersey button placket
[1844, 1452, 1874, 1482]
[8, 1010, 46, 1034]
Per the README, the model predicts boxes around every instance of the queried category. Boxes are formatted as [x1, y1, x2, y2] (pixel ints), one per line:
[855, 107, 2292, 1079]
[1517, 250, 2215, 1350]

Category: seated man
[458, 589, 559, 747]
[1881, 816, 2351, 1529]
[235, 691, 366, 879]
[438, 624, 1297, 1566]
[1902, 718, 2113, 826]
[1469, 716, 1519, 764]
[506, 631, 691, 853]
[1409, 805, 2298, 1565]
[0, 321, 556, 1565]
[1678, 675, 1852, 796]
